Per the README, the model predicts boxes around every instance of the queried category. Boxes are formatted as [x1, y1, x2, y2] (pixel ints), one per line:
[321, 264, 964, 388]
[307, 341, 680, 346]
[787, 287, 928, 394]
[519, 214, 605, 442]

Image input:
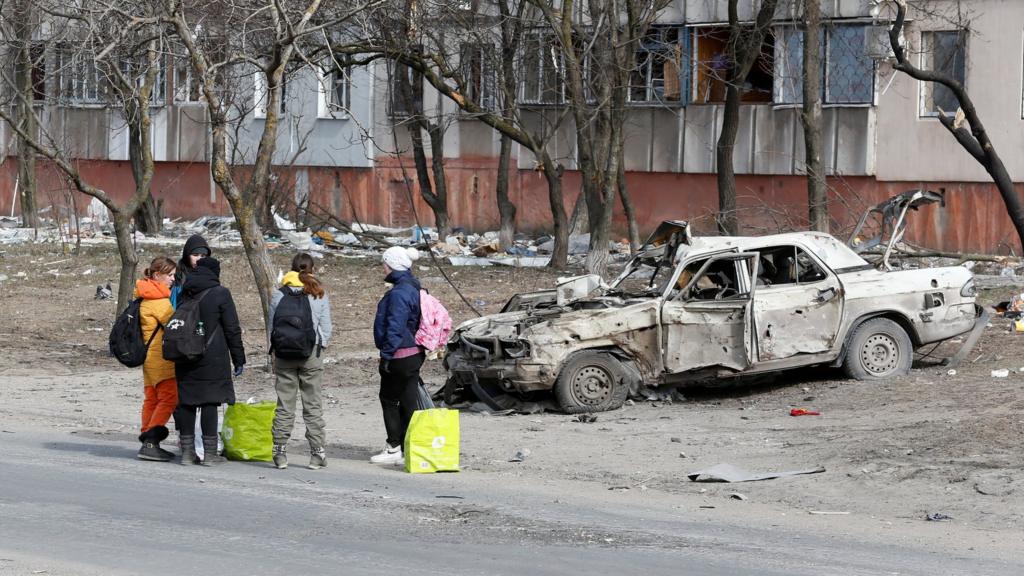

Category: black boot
[179, 435, 198, 466]
[150, 425, 175, 460]
[201, 435, 226, 466]
[137, 428, 172, 462]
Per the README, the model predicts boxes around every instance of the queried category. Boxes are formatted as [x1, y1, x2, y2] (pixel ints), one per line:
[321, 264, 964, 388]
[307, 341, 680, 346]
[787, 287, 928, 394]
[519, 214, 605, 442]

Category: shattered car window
[613, 259, 677, 297]
[678, 258, 747, 301]
[756, 246, 828, 286]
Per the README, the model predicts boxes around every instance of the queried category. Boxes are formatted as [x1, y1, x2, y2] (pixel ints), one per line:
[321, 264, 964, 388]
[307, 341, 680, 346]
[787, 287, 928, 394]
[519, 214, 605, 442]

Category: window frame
[56, 46, 106, 108]
[628, 25, 686, 107]
[317, 61, 351, 119]
[461, 42, 498, 112]
[754, 245, 830, 289]
[520, 29, 565, 106]
[772, 22, 876, 108]
[254, 70, 287, 119]
[918, 29, 968, 118]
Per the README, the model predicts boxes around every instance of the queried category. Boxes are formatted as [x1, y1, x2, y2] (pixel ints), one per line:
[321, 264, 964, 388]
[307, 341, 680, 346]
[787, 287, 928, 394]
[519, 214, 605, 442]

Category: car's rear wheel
[842, 318, 913, 380]
[554, 351, 630, 414]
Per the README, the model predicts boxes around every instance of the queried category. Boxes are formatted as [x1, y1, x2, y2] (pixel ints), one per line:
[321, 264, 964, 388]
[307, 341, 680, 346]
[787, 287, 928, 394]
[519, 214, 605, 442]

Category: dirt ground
[1, 240, 1022, 562]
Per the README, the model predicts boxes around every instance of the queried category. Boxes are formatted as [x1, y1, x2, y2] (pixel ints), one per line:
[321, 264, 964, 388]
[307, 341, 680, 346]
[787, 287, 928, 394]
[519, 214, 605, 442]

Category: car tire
[554, 351, 630, 414]
[842, 318, 913, 380]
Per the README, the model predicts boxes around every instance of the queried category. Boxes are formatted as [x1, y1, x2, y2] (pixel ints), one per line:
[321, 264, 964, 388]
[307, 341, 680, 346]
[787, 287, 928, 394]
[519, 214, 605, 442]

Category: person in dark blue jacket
[371, 246, 423, 464]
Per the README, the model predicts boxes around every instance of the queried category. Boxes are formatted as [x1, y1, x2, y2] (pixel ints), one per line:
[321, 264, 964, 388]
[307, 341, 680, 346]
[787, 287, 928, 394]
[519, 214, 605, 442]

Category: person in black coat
[173, 256, 245, 465]
[171, 234, 211, 309]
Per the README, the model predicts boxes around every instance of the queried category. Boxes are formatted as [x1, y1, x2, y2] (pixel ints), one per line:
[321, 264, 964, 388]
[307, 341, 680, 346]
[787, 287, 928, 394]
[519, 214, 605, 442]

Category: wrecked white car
[444, 191, 986, 413]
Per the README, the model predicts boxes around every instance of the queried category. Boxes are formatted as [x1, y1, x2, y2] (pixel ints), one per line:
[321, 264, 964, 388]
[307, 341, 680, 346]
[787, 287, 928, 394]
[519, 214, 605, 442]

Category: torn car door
[751, 246, 843, 361]
[660, 253, 758, 374]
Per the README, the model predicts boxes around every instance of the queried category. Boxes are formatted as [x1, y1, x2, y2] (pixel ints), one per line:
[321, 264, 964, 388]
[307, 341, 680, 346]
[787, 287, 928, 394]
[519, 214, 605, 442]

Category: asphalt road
[0, 428, 1016, 576]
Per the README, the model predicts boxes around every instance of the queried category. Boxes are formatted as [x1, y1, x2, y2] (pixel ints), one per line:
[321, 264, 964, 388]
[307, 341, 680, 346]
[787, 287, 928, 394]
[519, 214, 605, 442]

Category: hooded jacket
[171, 234, 211, 308]
[373, 270, 421, 359]
[173, 258, 244, 405]
[134, 278, 176, 387]
[268, 271, 333, 349]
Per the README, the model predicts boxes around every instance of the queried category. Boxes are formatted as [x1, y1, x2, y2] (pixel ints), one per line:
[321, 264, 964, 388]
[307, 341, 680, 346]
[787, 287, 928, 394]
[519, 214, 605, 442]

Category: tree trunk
[426, 124, 451, 241]
[14, 0, 38, 229]
[111, 212, 140, 315]
[617, 158, 641, 253]
[496, 134, 517, 249]
[567, 187, 589, 237]
[802, 0, 828, 232]
[541, 153, 568, 269]
[134, 196, 161, 234]
[716, 82, 741, 235]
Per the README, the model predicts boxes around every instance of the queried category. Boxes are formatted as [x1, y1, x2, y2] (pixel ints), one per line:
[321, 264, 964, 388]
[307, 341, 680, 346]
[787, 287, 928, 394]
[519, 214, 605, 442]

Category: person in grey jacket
[268, 253, 332, 470]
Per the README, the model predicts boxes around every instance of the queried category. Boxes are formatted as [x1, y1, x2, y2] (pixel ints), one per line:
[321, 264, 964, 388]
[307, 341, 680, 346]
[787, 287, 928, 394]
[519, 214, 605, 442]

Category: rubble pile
[1, 203, 640, 267]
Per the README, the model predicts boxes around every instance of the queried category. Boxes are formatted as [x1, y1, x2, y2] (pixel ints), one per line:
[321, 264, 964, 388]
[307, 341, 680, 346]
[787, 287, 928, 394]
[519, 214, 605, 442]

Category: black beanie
[196, 256, 221, 277]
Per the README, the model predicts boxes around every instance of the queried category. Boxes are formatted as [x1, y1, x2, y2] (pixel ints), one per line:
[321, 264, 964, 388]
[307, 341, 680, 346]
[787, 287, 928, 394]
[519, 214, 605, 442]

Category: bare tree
[10, 0, 39, 228]
[886, 0, 1024, 248]
[715, 0, 780, 236]
[802, 0, 827, 232]
[0, 1, 166, 314]
[161, 0, 372, 322]
[349, 1, 572, 267]
[529, 0, 667, 275]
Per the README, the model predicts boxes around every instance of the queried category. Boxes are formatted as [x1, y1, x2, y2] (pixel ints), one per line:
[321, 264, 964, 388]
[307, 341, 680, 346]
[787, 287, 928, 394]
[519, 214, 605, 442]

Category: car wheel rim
[570, 365, 613, 406]
[861, 333, 900, 376]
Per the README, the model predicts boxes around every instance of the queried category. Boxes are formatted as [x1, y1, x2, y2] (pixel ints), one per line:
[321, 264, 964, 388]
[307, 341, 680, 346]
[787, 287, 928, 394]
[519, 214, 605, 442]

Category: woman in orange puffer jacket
[136, 257, 179, 461]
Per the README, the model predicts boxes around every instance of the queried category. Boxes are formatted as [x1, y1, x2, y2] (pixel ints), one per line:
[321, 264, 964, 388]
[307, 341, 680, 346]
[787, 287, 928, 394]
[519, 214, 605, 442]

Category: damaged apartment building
[2, 0, 1022, 254]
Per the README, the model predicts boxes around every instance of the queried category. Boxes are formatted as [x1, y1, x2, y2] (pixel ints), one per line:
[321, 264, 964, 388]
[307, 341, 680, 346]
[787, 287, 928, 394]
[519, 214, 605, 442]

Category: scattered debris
[790, 408, 821, 416]
[925, 513, 953, 522]
[729, 492, 748, 501]
[670, 437, 682, 443]
[574, 414, 598, 423]
[509, 448, 531, 463]
[687, 463, 826, 483]
[990, 369, 1010, 378]
[808, 510, 850, 516]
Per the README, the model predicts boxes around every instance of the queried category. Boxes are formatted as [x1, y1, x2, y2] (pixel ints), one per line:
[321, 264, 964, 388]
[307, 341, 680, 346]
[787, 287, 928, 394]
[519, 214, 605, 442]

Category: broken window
[389, 61, 422, 117]
[755, 246, 828, 287]
[774, 24, 873, 105]
[680, 258, 749, 301]
[521, 31, 564, 104]
[629, 26, 683, 105]
[920, 30, 966, 117]
[690, 26, 774, 104]
[462, 43, 497, 110]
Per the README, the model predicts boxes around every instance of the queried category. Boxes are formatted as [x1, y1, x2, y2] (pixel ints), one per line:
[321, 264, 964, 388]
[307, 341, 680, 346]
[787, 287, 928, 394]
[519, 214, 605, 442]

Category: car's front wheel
[554, 351, 630, 414]
[842, 318, 913, 380]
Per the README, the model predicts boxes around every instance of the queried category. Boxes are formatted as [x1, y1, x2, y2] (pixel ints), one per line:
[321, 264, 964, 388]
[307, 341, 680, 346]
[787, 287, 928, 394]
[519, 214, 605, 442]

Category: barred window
[318, 61, 351, 118]
[57, 48, 104, 106]
[773, 24, 875, 105]
[521, 31, 563, 104]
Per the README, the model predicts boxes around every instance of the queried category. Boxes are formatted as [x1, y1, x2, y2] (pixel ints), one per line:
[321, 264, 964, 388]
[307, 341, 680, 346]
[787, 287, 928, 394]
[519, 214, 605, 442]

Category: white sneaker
[369, 444, 403, 465]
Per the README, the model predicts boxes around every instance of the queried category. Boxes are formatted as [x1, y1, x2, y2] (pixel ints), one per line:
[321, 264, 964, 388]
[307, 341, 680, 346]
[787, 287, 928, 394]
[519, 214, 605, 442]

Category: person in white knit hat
[370, 246, 424, 464]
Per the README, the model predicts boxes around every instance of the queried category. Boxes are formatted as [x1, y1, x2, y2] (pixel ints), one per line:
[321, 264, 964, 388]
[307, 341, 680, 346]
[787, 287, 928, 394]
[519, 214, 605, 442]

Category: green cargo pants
[271, 353, 326, 450]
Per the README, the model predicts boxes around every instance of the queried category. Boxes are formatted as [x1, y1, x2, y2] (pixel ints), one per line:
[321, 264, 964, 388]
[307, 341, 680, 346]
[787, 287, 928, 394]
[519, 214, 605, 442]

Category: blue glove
[233, 365, 244, 377]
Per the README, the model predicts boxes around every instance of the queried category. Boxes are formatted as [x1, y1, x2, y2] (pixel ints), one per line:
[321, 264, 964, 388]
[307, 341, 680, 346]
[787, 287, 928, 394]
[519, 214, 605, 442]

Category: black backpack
[109, 298, 161, 367]
[162, 288, 218, 362]
[270, 287, 316, 359]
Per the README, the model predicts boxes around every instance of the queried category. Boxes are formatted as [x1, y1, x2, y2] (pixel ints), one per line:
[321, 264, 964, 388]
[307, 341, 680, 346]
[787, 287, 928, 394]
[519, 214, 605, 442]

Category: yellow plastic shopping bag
[404, 408, 460, 474]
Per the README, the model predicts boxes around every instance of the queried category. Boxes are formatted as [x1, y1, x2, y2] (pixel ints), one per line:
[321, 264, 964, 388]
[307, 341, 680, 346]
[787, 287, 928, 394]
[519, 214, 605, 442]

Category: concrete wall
[874, 0, 1024, 182]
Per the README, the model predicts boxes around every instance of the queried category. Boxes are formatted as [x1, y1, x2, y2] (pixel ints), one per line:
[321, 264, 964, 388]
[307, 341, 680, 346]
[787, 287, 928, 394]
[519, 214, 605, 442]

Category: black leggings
[378, 353, 424, 447]
[174, 403, 219, 438]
